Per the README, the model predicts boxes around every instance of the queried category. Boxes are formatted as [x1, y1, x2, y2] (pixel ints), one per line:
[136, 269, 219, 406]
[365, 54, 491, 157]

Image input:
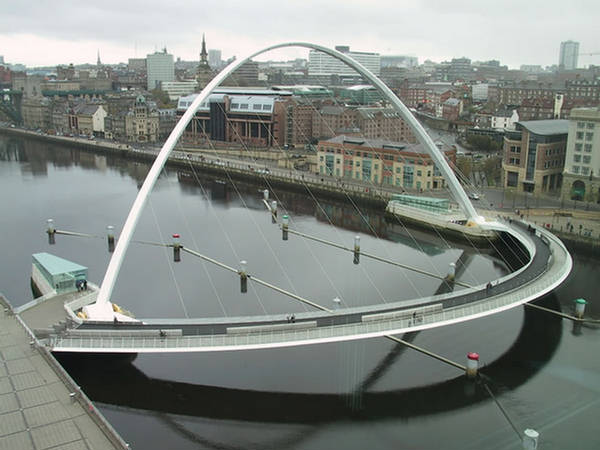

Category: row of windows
[575, 132, 594, 140]
[543, 160, 562, 169]
[510, 145, 521, 153]
[509, 157, 520, 165]
[574, 143, 593, 152]
[577, 121, 596, 129]
[544, 148, 562, 156]
[230, 103, 272, 111]
[573, 154, 592, 164]
[572, 166, 591, 175]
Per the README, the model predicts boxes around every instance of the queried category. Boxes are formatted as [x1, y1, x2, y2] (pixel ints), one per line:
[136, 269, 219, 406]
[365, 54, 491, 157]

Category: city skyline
[1, 0, 599, 69]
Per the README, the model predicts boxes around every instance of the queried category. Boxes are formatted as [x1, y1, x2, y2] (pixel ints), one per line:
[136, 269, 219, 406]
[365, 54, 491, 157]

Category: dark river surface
[1, 134, 599, 449]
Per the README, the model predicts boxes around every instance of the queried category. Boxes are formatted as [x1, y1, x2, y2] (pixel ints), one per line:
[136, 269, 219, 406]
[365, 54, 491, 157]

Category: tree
[150, 88, 172, 108]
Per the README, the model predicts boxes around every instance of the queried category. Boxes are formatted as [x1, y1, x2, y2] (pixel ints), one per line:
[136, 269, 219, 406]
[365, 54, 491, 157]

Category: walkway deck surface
[0, 295, 127, 450]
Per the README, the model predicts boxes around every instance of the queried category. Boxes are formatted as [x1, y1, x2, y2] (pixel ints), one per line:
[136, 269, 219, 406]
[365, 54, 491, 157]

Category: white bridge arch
[92, 42, 485, 316]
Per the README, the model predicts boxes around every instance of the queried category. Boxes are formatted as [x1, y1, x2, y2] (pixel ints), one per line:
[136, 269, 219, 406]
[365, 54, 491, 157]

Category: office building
[208, 49, 222, 68]
[308, 46, 380, 77]
[561, 107, 600, 202]
[559, 40, 579, 70]
[502, 120, 568, 194]
[146, 49, 174, 90]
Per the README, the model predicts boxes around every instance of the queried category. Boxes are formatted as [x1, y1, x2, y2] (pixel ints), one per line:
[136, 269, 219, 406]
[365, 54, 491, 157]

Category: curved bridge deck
[42, 220, 571, 353]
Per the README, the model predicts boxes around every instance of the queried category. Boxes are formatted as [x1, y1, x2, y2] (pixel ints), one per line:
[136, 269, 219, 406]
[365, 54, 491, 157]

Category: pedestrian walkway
[0, 294, 127, 450]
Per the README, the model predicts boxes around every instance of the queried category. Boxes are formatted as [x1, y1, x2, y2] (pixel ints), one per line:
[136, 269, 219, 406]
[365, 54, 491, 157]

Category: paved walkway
[0, 295, 126, 450]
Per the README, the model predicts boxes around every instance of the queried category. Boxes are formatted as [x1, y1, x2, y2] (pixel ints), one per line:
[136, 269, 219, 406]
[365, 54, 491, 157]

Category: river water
[1, 134, 598, 449]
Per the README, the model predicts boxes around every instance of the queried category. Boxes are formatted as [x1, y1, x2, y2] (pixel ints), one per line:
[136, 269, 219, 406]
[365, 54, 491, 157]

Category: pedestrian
[486, 281, 492, 294]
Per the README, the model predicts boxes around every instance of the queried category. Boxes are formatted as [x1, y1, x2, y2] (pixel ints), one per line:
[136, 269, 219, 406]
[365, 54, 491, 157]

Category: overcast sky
[1, 0, 599, 69]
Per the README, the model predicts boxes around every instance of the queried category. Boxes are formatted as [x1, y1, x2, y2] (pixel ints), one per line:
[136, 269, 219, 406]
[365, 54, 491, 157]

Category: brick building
[317, 135, 455, 191]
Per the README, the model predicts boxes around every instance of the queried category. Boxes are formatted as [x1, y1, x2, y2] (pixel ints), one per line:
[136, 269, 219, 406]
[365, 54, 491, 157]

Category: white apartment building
[308, 46, 380, 77]
[561, 107, 600, 202]
[147, 49, 175, 90]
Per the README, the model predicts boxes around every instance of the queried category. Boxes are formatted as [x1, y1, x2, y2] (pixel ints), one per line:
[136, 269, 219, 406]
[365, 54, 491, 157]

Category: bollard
[271, 201, 277, 223]
[574, 298, 587, 319]
[446, 262, 456, 282]
[282, 215, 289, 241]
[353, 235, 360, 265]
[46, 219, 56, 245]
[263, 189, 269, 201]
[239, 260, 248, 293]
[522, 429, 539, 450]
[466, 352, 479, 379]
[172, 234, 181, 262]
[106, 225, 115, 253]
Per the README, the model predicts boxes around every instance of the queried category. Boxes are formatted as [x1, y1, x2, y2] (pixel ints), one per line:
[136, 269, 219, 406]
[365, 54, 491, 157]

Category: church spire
[97, 49, 102, 66]
[200, 34, 208, 64]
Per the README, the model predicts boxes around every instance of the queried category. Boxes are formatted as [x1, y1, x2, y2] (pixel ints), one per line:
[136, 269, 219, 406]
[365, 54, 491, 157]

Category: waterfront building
[177, 93, 286, 148]
[68, 103, 107, 136]
[316, 135, 455, 191]
[561, 107, 600, 202]
[125, 95, 159, 142]
[147, 48, 175, 90]
[502, 120, 568, 194]
[559, 40, 579, 70]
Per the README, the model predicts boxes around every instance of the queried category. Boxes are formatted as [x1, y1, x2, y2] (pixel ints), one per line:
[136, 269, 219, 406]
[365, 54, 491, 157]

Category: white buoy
[107, 225, 115, 253]
[282, 214, 289, 241]
[522, 429, 539, 450]
[446, 262, 456, 282]
[353, 235, 360, 265]
[46, 219, 56, 245]
[575, 298, 587, 319]
[239, 260, 248, 293]
[263, 189, 269, 201]
[172, 233, 181, 262]
[466, 352, 479, 378]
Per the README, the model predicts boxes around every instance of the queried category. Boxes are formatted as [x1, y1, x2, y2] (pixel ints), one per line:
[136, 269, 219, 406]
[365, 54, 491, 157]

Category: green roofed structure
[32, 252, 88, 295]
[391, 194, 450, 214]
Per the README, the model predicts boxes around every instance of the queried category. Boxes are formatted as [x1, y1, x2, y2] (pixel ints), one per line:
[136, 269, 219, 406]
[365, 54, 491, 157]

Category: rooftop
[321, 135, 453, 154]
[517, 119, 569, 135]
[32, 252, 87, 276]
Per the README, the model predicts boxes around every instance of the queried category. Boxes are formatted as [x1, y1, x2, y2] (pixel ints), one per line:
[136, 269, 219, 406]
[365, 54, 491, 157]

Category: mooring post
[239, 260, 248, 293]
[46, 219, 56, 245]
[271, 201, 277, 223]
[107, 225, 115, 253]
[172, 233, 181, 262]
[353, 235, 360, 265]
[282, 214, 289, 241]
[575, 298, 587, 319]
[466, 352, 479, 378]
[263, 189, 269, 201]
[522, 429, 539, 449]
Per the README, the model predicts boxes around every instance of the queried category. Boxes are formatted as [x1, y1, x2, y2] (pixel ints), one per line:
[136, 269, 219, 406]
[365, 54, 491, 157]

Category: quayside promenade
[0, 294, 128, 450]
